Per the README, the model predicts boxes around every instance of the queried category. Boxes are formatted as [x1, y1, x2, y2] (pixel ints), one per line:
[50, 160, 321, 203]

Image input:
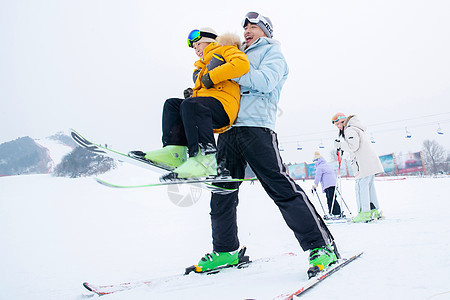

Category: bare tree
[422, 140, 447, 174]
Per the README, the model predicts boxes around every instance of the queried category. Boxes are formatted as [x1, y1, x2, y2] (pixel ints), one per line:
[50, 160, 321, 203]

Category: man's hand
[183, 87, 193, 99]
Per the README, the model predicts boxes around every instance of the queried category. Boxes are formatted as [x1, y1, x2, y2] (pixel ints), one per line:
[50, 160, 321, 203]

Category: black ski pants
[324, 186, 342, 215]
[161, 97, 229, 157]
[211, 127, 334, 252]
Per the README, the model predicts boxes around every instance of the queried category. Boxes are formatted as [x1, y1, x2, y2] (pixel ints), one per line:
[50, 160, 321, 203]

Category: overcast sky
[1, 0, 449, 163]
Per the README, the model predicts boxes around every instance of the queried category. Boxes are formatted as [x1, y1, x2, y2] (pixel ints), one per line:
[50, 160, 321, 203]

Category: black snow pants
[210, 126, 335, 252]
[161, 97, 229, 157]
[324, 186, 342, 215]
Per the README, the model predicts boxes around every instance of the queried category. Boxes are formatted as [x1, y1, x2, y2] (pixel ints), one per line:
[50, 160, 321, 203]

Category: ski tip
[82, 282, 94, 292]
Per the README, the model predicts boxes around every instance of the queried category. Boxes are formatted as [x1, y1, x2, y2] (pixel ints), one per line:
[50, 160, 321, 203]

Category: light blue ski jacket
[232, 37, 289, 130]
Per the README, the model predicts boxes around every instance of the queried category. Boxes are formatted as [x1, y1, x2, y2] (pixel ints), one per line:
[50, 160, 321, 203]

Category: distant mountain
[53, 146, 116, 178]
[0, 132, 116, 177]
[0, 136, 51, 176]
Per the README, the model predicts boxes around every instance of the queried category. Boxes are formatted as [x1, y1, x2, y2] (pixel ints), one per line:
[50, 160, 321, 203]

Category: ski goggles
[331, 115, 347, 124]
[187, 29, 217, 48]
[241, 12, 272, 31]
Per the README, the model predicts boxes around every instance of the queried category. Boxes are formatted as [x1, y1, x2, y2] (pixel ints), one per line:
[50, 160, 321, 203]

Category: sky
[1, 0, 449, 163]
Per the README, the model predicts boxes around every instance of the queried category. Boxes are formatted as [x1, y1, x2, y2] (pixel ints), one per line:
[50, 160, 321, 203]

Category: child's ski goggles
[187, 29, 217, 48]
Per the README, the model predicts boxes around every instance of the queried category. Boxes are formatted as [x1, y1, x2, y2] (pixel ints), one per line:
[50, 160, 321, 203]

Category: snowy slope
[0, 166, 449, 299]
[34, 136, 74, 172]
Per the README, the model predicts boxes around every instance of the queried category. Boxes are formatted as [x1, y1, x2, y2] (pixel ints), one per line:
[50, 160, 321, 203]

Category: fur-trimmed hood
[344, 115, 366, 132]
[216, 33, 242, 49]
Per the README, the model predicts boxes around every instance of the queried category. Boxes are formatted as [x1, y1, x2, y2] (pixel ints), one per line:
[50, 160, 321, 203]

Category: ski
[325, 211, 385, 224]
[325, 218, 351, 225]
[83, 249, 297, 296]
[70, 129, 239, 194]
[275, 252, 364, 299]
[94, 176, 252, 189]
[323, 214, 351, 225]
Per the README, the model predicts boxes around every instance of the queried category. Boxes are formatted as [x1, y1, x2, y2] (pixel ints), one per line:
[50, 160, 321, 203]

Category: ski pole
[335, 186, 352, 217]
[330, 149, 343, 215]
[312, 188, 327, 216]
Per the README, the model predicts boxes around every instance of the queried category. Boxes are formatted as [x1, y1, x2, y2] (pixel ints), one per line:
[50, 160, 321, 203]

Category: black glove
[183, 88, 193, 99]
[334, 139, 341, 149]
[334, 139, 344, 156]
[201, 73, 214, 89]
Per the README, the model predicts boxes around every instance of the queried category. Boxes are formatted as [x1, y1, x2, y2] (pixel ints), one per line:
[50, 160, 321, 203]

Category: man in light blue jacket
[193, 11, 340, 279]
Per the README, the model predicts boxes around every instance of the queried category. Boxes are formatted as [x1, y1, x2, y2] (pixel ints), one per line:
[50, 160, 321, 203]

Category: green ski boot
[185, 247, 249, 274]
[371, 209, 383, 220]
[194, 251, 239, 273]
[307, 245, 338, 278]
[172, 152, 217, 179]
[139, 145, 187, 169]
[351, 211, 373, 223]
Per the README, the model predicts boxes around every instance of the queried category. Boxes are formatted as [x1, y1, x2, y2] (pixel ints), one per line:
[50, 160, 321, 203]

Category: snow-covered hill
[34, 135, 75, 172]
[0, 165, 449, 299]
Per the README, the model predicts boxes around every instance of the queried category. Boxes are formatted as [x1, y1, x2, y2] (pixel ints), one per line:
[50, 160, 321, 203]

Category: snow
[0, 166, 449, 299]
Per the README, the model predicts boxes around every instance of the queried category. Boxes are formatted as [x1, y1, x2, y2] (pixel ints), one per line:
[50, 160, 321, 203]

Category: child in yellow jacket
[131, 28, 249, 180]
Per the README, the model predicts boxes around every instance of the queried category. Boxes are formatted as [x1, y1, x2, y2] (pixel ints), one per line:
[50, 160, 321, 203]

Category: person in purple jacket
[312, 151, 342, 217]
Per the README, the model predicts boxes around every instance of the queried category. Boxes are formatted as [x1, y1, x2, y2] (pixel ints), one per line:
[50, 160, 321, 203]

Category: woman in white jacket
[332, 113, 384, 222]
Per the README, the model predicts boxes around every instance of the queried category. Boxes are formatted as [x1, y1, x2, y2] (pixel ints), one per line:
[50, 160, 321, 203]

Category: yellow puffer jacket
[192, 33, 250, 133]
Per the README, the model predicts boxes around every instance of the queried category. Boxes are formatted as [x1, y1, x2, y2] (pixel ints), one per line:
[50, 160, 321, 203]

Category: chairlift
[370, 135, 376, 143]
[437, 123, 444, 135]
[405, 127, 412, 139]
[297, 142, 302, 151]
[319, 140, 325, 149]
[279, 144, 285, 151]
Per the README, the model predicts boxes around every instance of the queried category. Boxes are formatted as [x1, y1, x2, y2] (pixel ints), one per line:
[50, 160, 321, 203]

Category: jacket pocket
[214, 81, 224, 91]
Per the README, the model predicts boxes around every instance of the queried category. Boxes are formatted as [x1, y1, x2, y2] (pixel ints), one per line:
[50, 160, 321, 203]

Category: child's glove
[183, 87, 193, 99]
[201, 73, 214, 89]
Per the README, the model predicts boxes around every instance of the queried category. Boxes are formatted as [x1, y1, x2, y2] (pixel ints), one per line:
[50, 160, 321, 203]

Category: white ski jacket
[340, 115, 384, 179]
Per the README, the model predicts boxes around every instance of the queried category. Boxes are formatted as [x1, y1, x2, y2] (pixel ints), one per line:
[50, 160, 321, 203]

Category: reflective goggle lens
[246, 12, 260, 20]
[187, 29, 201, 48]
[241, 11, 261, 27]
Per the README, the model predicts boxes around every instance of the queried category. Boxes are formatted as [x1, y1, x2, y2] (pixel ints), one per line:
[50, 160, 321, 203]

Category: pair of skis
[70, 129, 249, 194]
[82, 251, 363, 298]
